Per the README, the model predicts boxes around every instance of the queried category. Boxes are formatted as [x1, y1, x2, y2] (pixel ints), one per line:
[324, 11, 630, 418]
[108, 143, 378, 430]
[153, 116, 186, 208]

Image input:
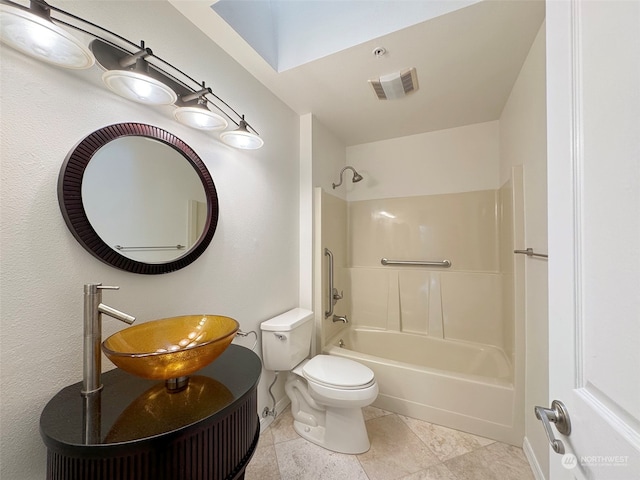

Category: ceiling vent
[369, 67, 419, 100]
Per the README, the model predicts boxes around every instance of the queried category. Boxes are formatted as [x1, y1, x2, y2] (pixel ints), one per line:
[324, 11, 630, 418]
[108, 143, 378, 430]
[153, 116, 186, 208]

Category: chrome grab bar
[514, 248, 548, 259]
[381, 258, 452, 268]
[324, 248, 343, 318]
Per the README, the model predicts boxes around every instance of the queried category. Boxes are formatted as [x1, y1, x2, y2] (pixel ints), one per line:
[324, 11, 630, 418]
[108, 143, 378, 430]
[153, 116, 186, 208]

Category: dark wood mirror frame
[58, 123, 219, 274]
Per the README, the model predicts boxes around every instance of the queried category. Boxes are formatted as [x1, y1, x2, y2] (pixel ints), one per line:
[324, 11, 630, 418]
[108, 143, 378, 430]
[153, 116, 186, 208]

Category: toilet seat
[302, 355, 375, 390]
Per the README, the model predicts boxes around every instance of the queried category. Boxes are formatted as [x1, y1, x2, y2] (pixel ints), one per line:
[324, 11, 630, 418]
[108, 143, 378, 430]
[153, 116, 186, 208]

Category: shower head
[332, 166, 364, 189]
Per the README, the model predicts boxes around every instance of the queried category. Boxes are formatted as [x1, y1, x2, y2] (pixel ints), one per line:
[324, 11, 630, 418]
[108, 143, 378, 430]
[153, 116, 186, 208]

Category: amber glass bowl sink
[102, 315, 239, 381]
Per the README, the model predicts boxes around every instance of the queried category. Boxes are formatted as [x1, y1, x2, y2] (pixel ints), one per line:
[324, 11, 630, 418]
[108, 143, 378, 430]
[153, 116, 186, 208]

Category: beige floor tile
[270, 410, 299, 444]
[483, 442, 534, 480]
[275, 437, 369, 480]
[245, 442, 281, 480]
[358, 414, 440, 480]
[363, 405, 394, 421]
[475, 436, 494, 447]
[257, 427, 275, 448]
[443, 442, 533, 480]
[400, 415, 494, 462]
[442, 448, 495, 480]
[398, 463, 458, 480]
[250, 410, 534, 480]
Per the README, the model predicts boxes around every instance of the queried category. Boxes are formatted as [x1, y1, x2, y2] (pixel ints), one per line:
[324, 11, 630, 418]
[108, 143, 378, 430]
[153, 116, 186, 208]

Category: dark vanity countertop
[40, 344, 262, 457]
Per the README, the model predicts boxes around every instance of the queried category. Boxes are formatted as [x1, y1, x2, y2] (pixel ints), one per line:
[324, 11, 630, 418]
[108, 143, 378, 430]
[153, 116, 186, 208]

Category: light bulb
[174, 106, 227, 130]
[0, 4, 94, 69]
[220, 121, 263, 149]
[102, 70, 177, 105]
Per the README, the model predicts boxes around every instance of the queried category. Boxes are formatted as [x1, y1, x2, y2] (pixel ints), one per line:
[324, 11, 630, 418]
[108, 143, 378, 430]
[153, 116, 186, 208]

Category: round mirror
[58, 123, 219, 274]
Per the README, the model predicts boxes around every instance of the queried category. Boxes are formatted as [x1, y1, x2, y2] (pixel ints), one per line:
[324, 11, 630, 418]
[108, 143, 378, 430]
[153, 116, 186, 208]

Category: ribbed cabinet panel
[46, 390, 258, 480]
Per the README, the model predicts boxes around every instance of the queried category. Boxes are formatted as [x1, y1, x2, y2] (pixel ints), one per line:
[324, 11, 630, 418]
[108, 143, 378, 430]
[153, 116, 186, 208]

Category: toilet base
[292, 406, 371, 454]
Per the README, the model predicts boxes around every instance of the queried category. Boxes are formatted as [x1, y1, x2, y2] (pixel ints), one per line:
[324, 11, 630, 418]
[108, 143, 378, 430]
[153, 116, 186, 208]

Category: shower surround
[315, 167, 525, 446]
[348, 189, 505, 351]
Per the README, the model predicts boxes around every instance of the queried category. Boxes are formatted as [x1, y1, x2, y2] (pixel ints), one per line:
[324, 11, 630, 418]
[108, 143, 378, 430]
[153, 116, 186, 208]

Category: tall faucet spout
[83, 284, 135, 396]
[98, 303, 135, 324]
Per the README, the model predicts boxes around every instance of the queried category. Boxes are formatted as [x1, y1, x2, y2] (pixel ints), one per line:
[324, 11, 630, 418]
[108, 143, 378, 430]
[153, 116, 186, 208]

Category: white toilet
[261, 308, 378, 454]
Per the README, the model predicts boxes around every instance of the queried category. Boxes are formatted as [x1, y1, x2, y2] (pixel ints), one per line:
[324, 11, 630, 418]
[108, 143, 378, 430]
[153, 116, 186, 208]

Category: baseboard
[259, 397, 291, 432]
[523, 436, 546, 480]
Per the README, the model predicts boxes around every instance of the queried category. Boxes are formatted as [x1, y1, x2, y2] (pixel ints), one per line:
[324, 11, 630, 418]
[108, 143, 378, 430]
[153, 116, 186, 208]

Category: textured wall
[0, 2, 299, 478]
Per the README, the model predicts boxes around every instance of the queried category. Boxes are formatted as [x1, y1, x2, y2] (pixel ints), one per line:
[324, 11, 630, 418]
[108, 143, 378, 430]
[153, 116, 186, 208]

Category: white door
[546, 0, 640, 479]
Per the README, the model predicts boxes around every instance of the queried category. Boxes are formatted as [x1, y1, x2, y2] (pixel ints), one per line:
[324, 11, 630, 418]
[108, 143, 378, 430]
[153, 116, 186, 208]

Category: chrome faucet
[82, 283, 135, 396]
[332, 314, 349, 324]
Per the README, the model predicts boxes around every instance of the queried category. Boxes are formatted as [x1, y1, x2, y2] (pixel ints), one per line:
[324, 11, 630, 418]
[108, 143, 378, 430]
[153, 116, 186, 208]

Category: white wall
[498, 23, 548, 479]
[0, 2, 299, 478]
[262, 114, 346, 421]
[309, 116, 347, 348]
[299, 114, 314, 311]
[311, 116, 348, 198]
[346, 120, 501, 201]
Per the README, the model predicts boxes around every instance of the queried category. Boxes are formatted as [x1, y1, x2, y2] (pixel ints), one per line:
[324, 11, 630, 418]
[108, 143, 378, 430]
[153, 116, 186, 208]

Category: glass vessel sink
[102, 315, 239, 382]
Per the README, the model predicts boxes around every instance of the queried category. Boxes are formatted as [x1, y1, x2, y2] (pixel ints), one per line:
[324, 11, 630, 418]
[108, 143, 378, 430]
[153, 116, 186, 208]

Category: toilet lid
[302, 355, 375, 389]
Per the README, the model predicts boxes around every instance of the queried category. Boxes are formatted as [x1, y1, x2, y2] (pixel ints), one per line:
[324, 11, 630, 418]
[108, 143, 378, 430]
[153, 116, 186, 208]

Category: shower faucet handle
[332, 288, 343, 302]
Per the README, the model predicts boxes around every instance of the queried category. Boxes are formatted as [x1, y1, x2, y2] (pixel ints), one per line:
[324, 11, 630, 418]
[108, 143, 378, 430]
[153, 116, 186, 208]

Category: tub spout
[332, 315, 349, 323]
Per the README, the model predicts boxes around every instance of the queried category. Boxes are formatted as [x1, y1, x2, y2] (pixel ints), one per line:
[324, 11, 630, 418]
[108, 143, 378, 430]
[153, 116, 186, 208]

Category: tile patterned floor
[245, 407, 534, 480]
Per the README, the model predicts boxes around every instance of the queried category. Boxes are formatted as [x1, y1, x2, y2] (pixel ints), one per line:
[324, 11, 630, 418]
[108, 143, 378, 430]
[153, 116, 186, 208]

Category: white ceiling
[170, 0, 545, 146]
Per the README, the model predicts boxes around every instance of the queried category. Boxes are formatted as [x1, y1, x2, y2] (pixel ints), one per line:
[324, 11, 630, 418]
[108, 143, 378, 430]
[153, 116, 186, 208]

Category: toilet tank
[260, 308, 314, 371]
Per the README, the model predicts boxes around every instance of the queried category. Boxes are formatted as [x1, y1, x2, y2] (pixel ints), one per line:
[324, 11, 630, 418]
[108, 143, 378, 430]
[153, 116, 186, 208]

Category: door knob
[534, 400, 571, 454]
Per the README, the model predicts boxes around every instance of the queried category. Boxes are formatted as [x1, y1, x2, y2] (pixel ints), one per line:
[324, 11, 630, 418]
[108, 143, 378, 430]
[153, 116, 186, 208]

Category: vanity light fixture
[0, 0, 263, 149]
[174, 87, 228, 131]
[220, 116, 264, 150]
[100, 47, 177, 106]
[0, 0, 94, 69]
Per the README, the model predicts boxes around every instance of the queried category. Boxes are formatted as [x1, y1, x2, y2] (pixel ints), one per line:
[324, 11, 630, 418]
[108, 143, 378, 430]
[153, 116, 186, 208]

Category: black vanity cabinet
[40, 345, 261, 480]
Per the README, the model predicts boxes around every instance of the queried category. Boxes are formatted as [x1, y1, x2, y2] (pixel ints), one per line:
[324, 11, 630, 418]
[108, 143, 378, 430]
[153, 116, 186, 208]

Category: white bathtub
[324, 328, 520, 445]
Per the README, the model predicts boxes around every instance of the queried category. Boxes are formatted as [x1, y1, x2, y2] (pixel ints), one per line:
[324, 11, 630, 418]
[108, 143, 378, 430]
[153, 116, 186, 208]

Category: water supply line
[262, 372, 279, 418]
[235, 329, 258, 350]
[234, 329, 278, 418]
